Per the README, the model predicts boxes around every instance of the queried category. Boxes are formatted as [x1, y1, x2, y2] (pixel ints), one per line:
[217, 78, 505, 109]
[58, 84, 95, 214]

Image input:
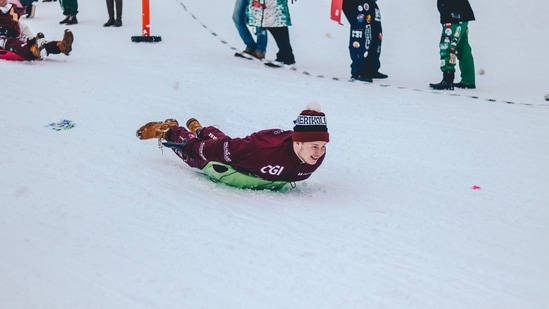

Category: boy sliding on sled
[136, 102, 330, 190]
[0, 0, 73, 61]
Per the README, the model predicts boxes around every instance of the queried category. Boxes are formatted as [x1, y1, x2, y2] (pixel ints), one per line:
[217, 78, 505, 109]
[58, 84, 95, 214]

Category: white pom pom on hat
[306, 101, 322, 112]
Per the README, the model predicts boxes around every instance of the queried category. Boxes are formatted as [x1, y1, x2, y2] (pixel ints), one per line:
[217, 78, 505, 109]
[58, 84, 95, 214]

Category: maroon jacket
[0, 4, 21, 37]
[167, 126, 326, 182]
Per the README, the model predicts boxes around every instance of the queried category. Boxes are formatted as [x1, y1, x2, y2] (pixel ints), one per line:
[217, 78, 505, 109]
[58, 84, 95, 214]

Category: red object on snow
[471, 185, 482, 190]
[131, 0, 162, 42]
[330, 0, 343, 25]
[0, 50, 25, 61]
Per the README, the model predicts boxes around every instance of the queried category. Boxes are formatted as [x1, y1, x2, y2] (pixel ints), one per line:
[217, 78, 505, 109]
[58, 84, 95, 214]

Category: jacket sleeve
[185, 134, 256, 164]
[18, 20, 33, 39]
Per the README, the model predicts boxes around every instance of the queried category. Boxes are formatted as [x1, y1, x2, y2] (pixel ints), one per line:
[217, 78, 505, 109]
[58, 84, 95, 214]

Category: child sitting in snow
[0, 0, 73, 61]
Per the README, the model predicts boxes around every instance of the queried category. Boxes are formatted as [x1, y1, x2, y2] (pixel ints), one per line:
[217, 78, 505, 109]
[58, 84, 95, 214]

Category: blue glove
[162, 140, 188, 153]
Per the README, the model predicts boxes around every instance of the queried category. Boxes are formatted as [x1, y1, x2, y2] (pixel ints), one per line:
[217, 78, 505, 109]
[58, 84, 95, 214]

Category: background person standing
[342, 0, 387, 82]
[232, 0, 267, 59]
[247, 0, 295, 65]
[103, 0, 122, 27]
[58, 0, 78, 25]
[429, 0, 476, 90]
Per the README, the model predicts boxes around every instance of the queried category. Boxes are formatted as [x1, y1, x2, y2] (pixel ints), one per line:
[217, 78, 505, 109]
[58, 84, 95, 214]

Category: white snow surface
[2, 0, 549, 308]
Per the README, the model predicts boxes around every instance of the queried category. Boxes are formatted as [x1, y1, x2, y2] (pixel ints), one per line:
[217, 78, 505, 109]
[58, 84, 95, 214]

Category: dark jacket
[342, 0, 379, 23]
[437, 0, 475, 23]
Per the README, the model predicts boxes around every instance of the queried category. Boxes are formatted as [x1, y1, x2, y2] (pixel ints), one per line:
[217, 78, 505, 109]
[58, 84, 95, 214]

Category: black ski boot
[454, 82, 476, 89]
[429, 70, 455, 90]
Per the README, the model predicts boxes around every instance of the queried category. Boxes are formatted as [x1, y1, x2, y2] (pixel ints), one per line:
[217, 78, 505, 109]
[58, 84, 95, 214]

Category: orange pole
[142, 0, 150, 37]
[131, 0, 160, 42]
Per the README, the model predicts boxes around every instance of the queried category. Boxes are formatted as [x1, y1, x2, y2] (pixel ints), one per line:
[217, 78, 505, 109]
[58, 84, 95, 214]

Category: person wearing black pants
[247, 0, 296, 65]
[104, 0, 122, 27]
[265, 27, 294, 65]
[342, 0, 387, 81]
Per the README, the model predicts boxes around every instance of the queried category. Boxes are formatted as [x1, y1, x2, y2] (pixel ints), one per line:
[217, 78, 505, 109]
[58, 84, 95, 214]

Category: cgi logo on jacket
[260, 165, 285, 176]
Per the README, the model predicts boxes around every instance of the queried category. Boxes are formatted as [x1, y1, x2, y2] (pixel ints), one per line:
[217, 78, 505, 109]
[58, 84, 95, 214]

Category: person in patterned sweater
[0, 0, 73, 60]
[247, 0, 295, 65]
[136, 102, 330, 190]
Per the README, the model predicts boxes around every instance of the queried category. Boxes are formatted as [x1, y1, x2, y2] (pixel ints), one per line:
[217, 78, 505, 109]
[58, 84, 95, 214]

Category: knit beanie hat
[292, 102, 329, 142]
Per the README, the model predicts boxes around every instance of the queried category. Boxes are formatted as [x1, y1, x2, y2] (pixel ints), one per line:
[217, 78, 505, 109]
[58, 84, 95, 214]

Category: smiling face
[293, 141, 327, 165]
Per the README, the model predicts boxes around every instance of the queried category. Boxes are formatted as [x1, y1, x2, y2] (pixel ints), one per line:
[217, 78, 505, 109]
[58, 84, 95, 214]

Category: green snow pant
[59, 0, 78, 16]
[438, 21, 475, 85]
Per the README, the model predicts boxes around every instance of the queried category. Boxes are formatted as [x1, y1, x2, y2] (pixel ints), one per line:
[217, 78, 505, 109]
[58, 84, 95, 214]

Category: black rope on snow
[175, 0, 549, 108]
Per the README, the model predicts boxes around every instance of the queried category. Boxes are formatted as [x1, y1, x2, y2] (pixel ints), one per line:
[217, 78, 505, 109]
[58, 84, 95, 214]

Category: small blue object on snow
[46, 119, 75, 131]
